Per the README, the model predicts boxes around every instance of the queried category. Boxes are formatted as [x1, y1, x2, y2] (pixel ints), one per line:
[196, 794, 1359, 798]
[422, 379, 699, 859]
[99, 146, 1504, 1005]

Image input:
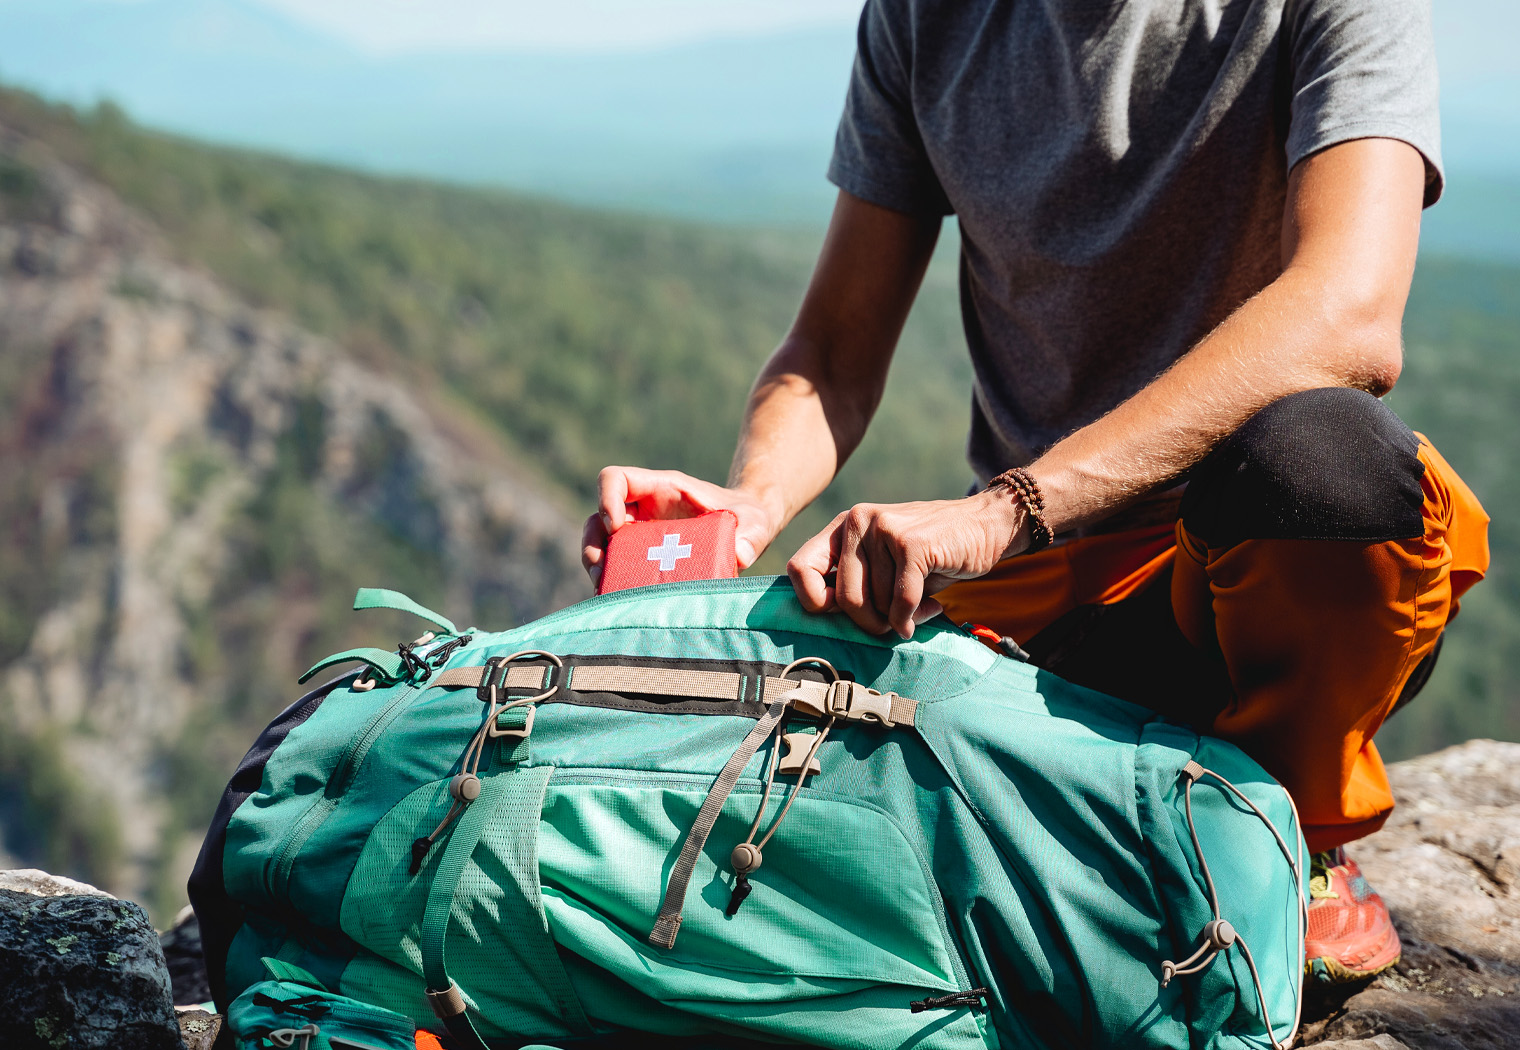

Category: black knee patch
[1180, 388, 1425, 547]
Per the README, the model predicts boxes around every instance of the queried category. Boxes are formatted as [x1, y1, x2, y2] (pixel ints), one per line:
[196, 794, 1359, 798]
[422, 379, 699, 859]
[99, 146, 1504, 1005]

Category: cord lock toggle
[449, 773, 481, 802]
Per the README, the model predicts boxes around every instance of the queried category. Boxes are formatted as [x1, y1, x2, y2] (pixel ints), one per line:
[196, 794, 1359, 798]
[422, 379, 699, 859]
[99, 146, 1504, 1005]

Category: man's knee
[1180, 387, 1426, 548]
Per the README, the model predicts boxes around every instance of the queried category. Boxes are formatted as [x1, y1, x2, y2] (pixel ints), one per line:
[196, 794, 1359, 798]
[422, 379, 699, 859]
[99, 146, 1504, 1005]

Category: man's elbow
[1322, 287, 1406, 397]
[1350, 328, 1403, 397]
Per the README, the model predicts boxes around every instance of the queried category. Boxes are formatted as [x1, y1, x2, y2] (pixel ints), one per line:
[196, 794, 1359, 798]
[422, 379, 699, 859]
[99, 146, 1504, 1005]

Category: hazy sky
[252, 0, 865, 53]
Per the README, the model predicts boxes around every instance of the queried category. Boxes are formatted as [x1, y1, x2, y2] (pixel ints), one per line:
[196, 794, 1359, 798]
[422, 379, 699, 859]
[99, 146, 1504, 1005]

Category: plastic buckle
[825, 680, 852, 717]
[425, 981, 467, 1020]
[488, 704, 535, 739]
[267, 1024, 321, 1050]
[825, 680, 896, 726]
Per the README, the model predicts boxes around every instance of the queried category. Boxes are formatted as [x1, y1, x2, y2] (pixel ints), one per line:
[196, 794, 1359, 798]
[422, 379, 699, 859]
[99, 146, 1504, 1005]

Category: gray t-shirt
[829, 0, 1442, 480]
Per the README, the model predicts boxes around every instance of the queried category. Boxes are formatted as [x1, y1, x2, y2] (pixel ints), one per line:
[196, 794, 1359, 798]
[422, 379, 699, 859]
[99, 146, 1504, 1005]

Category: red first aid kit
[597, 510, 740, 594]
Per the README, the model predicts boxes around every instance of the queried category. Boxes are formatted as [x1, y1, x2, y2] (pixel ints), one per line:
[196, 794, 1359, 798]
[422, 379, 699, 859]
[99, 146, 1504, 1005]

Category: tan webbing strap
[569, 665, 742, 700]
[425, 980, 468, 1019]
[433, 663, 915, 725]
[888, 694, 917, 726]
[648, 698, 788, 950]
[432, 665, 548, 690]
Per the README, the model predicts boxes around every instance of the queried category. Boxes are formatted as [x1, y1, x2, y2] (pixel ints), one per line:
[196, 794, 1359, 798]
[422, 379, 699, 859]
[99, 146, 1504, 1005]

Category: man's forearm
[726, 191, 942, 542]
[1029, 138, 1422, 536]
[1030, 266, 1403, 533]
[728, 335, 884, 535]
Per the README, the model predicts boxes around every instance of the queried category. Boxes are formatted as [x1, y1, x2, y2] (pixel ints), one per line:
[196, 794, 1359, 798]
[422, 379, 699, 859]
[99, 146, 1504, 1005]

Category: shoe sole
[1305, 951, 1401, 984]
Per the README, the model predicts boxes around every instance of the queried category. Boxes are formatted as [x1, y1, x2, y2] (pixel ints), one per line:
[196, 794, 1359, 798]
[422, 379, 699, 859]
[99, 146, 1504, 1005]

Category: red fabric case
[597, 511, 740, 594]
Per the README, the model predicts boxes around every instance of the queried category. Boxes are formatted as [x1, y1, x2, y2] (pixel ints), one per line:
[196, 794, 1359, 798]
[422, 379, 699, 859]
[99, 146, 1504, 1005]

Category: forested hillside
[1382, 259, 1520, 758]
[0, 87, 1513, 914]
[0, 91, 973, 536]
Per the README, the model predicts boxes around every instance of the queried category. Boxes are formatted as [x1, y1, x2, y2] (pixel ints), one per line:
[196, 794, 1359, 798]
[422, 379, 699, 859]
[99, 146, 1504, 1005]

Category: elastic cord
[1163, 763, 1308, 1050]
[752, 718, 835, 853]
[1182, 778, 1221, 917]
[744, 726, 786, 845]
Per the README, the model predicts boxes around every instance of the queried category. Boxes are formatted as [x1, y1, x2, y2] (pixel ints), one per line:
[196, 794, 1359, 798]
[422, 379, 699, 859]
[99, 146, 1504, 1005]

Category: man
[583, 0, 1489, 982]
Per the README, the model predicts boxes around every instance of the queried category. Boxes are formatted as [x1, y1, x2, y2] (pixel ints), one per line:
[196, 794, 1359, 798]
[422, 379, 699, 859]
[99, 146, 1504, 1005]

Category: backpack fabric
[227, 959, 420, 1050]
[192, 577, 1307, 1050]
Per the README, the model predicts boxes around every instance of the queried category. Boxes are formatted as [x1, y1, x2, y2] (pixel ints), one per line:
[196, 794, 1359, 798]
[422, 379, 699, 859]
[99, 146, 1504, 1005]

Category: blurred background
[0, 0, 1514, 922]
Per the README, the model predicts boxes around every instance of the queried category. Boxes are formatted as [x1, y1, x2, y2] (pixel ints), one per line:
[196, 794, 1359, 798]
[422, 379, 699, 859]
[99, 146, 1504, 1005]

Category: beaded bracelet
[986, 466, 1053, 553]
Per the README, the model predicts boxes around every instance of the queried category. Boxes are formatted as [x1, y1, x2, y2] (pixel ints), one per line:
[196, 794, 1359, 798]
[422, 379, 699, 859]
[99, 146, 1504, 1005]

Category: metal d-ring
[484, 649, 563, 738]
[777, 655, 841, 686]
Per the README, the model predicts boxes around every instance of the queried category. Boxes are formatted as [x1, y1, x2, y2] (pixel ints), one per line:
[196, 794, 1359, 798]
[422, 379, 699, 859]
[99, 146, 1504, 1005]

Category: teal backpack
[191, 577, 1308, 1050]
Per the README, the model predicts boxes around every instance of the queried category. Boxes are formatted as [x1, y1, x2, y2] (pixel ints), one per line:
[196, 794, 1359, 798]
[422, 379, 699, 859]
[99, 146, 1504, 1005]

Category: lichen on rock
[0, 887, 180, 1050]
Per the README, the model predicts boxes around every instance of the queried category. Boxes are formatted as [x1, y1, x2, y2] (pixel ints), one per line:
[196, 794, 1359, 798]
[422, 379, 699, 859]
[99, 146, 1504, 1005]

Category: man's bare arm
[729, 194, 942, 527]
[1032, 137, 1423, 533]
[581, 192, 940, 583]
[790, 137, 1428, 636]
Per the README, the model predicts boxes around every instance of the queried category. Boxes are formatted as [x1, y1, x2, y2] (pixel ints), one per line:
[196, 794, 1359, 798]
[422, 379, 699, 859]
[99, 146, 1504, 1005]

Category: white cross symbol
[648, 533, 693, 572]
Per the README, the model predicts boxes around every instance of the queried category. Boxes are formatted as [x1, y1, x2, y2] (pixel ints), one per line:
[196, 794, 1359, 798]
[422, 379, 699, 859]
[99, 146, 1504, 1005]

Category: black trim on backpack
[528, 654, 841, 719]
[188, 672, 350, 1009]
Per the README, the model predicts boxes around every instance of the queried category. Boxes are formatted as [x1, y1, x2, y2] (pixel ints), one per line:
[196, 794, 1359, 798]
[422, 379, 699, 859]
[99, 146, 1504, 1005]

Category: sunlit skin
[583, 138, 1427, 640]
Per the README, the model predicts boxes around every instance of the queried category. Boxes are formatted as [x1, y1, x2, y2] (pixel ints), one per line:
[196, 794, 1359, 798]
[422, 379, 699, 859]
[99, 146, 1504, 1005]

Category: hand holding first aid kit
[597, 510, 740, 594]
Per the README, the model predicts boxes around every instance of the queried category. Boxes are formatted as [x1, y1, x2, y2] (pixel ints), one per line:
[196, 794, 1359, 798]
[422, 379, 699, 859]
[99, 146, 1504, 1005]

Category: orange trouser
[938, 413, 1488, 852]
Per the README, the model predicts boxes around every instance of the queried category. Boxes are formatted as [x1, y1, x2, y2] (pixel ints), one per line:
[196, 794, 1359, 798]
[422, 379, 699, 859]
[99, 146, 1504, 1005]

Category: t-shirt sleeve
[1286, 0, 1444, 205]
[827, 0, 953, 216]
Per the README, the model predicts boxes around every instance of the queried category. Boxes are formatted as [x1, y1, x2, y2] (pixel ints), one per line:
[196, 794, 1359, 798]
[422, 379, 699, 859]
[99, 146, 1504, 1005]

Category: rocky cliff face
[0, 126, 589, 910]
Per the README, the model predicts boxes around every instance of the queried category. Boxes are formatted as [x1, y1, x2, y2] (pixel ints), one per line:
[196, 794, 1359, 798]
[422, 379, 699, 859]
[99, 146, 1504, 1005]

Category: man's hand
[583, 192, 940, 591]
[787, 488, 1028, 640]
[581, 466, 778, 589]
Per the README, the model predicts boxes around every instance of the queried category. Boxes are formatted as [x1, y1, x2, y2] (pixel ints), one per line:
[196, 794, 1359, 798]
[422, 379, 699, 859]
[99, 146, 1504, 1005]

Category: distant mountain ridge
[0, 0, 854, 223]
[2, 0, 1516, 234]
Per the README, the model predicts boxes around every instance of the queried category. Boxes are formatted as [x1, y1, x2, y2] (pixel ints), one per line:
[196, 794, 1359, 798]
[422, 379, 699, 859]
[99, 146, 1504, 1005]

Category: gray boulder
[0, 885, 182, 1049]
[1300, 739, 1520, 1047]
[160, 904, 211, 1006]
[0, 869, 115, 899]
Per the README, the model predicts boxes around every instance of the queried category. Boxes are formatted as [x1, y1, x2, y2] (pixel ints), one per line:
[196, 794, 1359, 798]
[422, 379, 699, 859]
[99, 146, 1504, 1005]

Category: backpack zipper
[267, 680, 422, 901]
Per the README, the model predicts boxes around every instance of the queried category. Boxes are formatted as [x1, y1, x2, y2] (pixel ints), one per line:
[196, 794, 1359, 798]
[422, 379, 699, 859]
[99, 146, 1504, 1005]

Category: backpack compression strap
[648, 695, 791, 949]
[431, 663, 919, 726]
[420, 764, 592, 1048]
[432, 657, 919, 952]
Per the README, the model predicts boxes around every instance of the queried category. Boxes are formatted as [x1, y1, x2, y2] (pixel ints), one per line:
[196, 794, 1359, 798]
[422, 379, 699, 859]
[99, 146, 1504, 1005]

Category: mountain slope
[0, 119, 588, 916]
[0, 89, 974, 548]
[1380, 257, 1520, 760]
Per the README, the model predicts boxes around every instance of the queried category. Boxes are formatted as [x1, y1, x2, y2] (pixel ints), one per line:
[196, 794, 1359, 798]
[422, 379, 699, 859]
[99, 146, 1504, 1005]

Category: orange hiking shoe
[1304, 847, 1402, 983]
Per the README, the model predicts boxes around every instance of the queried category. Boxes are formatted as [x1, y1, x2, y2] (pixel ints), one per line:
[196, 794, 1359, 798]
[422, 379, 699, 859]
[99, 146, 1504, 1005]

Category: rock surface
[0, 867, 114, 899]
[175, 1008, 221, 1050]
[160, 904, 211, 1006]
[0, 886, 181, 1049]
[1300, 739, 1520, 1048]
